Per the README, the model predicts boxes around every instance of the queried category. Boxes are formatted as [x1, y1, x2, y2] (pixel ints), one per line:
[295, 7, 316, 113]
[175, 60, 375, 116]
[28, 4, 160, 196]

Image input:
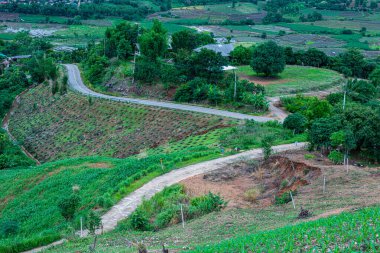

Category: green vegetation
[251, 41, 286, 77]
[0, 130, 35, 170]
[237, 65, 342, 96]
[0, 146, 222, 252]
[118, 184, 226, 231]
[8, 84, 226, 162]
[188, 206, 380, 252]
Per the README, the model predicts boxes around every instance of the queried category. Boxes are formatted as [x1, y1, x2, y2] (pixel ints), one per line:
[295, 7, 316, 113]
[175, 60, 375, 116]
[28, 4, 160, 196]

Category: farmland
[41, 150, 380, 252]
[7, 84, 228, 162]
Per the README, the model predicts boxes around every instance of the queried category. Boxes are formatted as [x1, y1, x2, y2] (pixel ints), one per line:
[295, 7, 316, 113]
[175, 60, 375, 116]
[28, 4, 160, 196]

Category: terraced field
[8, 84, 228, 162]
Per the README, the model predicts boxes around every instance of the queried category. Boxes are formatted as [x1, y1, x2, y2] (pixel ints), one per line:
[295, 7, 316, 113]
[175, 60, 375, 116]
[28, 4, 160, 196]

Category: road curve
[64, 64, 274, 122]
[100, 142, 307, 232]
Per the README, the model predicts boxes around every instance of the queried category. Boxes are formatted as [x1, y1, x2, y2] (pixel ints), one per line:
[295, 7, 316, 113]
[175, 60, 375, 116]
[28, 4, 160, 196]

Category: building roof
[194, 43, 234, 57]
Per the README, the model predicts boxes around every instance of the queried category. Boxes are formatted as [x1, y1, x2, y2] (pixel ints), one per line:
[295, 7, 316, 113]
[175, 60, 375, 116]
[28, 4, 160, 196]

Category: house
[194, 43, 234, 57]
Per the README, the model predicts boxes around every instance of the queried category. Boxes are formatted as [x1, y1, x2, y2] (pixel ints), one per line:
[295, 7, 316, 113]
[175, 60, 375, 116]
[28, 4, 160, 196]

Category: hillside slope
[7, 84, 228, 163]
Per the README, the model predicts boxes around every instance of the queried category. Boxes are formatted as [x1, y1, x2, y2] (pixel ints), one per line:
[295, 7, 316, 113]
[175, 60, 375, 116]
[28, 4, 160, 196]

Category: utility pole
[234, 68, 237, 101]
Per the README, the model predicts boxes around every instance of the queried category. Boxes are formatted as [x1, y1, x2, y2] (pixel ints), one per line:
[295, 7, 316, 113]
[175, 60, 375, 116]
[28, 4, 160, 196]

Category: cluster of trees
[299, 11, 323, 22]
[284, 46, 376, 79]
[0, 33, 60, 119]
[282, 76, 380, 162]
[0, 2, 152, 20]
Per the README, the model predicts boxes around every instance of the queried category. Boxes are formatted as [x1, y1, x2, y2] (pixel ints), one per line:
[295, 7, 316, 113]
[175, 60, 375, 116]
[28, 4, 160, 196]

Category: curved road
[64, 64, 274, 122]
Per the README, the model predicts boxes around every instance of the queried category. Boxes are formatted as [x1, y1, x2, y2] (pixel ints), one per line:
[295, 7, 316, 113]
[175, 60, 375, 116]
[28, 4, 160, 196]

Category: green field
[189, 206, 380, 252]
[237, 65, 343, 96]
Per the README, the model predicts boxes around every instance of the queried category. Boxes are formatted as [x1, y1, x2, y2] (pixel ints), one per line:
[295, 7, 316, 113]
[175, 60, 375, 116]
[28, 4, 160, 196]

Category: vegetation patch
[8, 84, 227, 162]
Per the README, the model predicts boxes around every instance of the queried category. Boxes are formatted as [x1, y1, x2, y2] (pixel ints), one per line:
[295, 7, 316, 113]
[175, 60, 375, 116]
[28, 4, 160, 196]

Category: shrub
[87, 211, 101, 235]
[242, 92, 269, 111]
[328, 150, 344, 164]
[275, 191, 296, 205]
[243, 188, 260, 203]
[57, 193, 81, 221]
[283, 113, 307, 133]
[0, 220, 19, 238]
[129, 209, 150, 231]
[304, 154, 315, 160]
[261, 136, 274, 160]
[190, 192, 227, 215]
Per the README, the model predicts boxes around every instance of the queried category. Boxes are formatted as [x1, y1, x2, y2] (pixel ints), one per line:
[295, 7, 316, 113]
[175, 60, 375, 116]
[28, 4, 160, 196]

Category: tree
[346, 79, 378, 103]
[302, 48, 329, 67]
[116, 38, 132, 60]
[25, 54, 57, 83]
[283, 113, 307, 133]
[138, 19, 168, 60]
[230, 45, 252, 65]
[251, 41, 285, 76]
[134, 57, 161, 84]
[171, 30, 214, 52]
[58, 193, 81, 221]
[369, 67, 380, 87]
[190, 48, 227, 83]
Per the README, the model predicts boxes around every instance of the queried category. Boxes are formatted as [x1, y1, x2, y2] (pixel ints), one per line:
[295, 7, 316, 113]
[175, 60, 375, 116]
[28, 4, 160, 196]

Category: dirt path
[1, 91, 40, 165]
[100, 142, 307, 232]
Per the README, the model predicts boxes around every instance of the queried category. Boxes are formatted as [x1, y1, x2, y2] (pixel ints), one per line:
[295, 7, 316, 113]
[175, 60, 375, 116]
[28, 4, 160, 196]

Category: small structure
[194, 43, 234, 57]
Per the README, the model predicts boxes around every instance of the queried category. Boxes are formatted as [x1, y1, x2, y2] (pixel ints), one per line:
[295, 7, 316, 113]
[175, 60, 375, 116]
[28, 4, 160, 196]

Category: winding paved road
[64, 64, 275, 122]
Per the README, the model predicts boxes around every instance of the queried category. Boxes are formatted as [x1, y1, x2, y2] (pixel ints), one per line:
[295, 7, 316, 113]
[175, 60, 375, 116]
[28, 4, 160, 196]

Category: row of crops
[0, 145, 219, 253]
[188, 206, 380, 252]
[8, 84, 227, 162]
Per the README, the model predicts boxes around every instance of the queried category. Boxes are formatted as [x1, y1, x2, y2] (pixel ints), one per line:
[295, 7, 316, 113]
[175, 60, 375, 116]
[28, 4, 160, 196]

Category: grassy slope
[237, 65, 343, 96]
[45, 155, 380, 253]
[8, 84, 227, 163]
[189, 206, 380, 252]
[0, 146, 220, 252]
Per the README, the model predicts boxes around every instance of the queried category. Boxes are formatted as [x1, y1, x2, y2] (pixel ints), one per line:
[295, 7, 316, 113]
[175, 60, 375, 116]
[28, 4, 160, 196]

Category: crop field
[0, 145, 221, 252]
[42, 151, 380, 253]
[189, 206, 380, 252]
[237, 65, 343, 96]
[49, 25, 107, 46]
[8, 84, 228, 163]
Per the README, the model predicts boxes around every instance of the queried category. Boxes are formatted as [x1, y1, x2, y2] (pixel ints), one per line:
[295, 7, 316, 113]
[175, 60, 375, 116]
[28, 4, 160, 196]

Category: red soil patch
[181, 156, 321, 209]
[239, 74, 292, 86]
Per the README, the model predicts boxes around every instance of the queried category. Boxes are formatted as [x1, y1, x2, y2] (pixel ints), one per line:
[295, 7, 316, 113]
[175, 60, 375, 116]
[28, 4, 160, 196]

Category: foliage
[189, 48, 227, 84]
[121, 185, 226, 231]
[230, 45, 252, 65]
[0, 131, 34, 170]
[188, 206, 380, 252]
[346, 79, 378, 103]
[369, 67, 380, 87]
[299, 11, 323, 22]
[241, 92, 268, 111]
[250, 41, 285, 77]
[328, 150, 344, 164]
[281, 95, 332, 122]
[330, 49, 376, 78]
[274, 191, 295, 205]
[58, 193, 81, 221]
[82, 53, 110, 85]
[283, 113, 307, 133]
[0, 220, 19, 238]
[261, 135, 274, 160]
[87, 211, 101, 235]
[138, 19, 168, 60]
[171, 30, 214, 52]
[104, 22, 138, 59]
[135, 57, 161, 83]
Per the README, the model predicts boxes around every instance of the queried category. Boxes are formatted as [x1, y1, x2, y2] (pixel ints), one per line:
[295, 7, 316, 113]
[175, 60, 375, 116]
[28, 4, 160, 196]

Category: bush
[87, 211, 101, 235]
[0, 220, 19, 238]
[241, 92, 269, 111]
[129, 209, 150, 231]
[328, 150, 344, 164]
[243, 188, 260, 203]
[261, 136, 274, 160]
[283, 113, 307, 133]
[275, 191, 296, 205]
[190, 192, 227, 216]
[57, 193, 81, 221]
